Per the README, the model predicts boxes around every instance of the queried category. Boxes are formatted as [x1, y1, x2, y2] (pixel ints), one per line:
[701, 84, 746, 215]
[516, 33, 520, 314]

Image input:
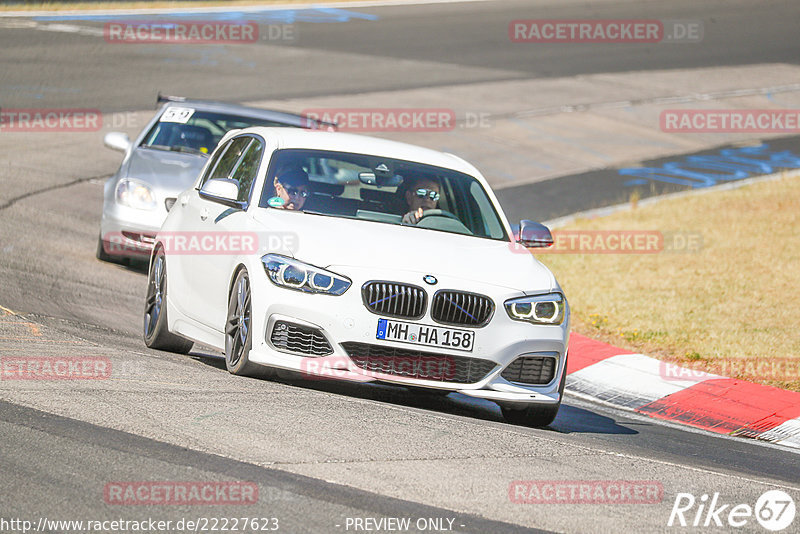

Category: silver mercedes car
[97, 95, 334, 263]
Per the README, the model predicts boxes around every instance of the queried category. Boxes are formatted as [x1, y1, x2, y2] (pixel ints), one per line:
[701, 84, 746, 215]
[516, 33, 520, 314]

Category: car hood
[251, 210, 555, 293]
[124, 148, 208, 195]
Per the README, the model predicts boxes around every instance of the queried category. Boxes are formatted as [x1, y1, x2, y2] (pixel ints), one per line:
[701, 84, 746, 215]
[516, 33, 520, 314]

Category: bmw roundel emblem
[423, 275, 437, 285]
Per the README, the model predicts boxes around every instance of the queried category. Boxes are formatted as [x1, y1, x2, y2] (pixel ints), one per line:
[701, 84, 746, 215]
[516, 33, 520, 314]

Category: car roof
[159, 99, 327, 129]
[234, 127, 485, 180]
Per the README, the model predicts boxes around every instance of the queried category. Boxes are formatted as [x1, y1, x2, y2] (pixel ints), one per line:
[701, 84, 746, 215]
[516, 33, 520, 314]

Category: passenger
[401, 176, 441, 224]
[272, 166, 311, 211]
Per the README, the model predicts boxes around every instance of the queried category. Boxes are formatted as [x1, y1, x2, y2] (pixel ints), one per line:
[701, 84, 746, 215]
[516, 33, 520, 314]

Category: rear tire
[225, 269, 259, 376]
[143, 248, 193, 354]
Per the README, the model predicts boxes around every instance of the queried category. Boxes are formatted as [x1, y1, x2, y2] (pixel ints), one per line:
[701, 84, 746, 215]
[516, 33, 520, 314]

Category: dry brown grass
[538, 172, 800, 391]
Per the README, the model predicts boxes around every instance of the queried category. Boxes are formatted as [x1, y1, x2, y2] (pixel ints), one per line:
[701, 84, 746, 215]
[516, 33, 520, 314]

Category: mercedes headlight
[261, 254, 351, 295]
[504, 293, 566, 325]
[116, 179, 157, 210]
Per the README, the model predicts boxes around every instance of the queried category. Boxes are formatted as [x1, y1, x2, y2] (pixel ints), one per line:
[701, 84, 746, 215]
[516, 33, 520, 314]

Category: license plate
[376, 318, 474, 352]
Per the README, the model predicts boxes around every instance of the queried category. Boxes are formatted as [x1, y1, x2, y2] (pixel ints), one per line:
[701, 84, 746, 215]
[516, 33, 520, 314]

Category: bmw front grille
[431, 290, 494, 327]
[362, 281, 427, 320]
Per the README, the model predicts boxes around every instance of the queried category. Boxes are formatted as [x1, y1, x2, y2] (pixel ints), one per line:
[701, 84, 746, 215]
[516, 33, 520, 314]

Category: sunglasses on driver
[279, 183, 309, 198]
[414, 188, 440, 202]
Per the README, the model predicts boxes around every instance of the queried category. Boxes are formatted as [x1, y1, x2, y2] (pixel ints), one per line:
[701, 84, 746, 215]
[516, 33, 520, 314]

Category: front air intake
[342, 342, 497, 384]
[270, 320, 333, 356]
[501, 355, 557, 385]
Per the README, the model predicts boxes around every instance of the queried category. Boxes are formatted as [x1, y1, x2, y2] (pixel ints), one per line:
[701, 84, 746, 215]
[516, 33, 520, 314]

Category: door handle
[200, 208, 209, 221]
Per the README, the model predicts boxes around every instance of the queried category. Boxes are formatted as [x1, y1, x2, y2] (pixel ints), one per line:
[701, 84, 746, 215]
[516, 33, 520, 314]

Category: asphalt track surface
[1, 1, 800, 532]
[0, 0, 799, 110]
[496, 134, 800, 222]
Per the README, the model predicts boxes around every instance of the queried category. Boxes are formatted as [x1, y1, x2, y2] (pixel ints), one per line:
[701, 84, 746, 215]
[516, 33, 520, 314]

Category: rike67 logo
[668, 490, 796, 531]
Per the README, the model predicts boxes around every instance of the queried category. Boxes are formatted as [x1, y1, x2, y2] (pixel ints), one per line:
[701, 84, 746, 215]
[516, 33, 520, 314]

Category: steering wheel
[416, 209, 461, 222]
[415, 209, 473, 235]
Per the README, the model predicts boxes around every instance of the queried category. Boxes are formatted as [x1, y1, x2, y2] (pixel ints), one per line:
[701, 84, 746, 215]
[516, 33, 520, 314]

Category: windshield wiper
[171, 145, 207, 155]
[142, 144, 207, 156]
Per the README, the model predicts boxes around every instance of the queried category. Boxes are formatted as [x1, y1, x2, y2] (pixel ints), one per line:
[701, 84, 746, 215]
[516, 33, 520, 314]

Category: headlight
[504, 293, 566, 325]
[261, 254, 350, 295]
[116, 179, 157, 210]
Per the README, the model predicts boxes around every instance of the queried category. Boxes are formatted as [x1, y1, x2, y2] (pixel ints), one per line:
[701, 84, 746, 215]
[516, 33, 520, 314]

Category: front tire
[501, 403, 560, 427]
[96, 233, 127, 264]
[406, 386, 451, 397]
[143, 248, 193, 354]
[225, 269, 258, 376]
[500, 361, 567, 427]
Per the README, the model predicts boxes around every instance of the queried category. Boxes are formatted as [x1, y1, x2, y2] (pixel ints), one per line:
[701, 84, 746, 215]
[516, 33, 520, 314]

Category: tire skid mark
[0, 173, 108, 211]
[0, 338, 85, 343]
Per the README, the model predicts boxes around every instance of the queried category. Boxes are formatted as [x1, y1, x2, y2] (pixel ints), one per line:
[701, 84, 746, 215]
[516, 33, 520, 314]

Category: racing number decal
[161, 107, 195, 124]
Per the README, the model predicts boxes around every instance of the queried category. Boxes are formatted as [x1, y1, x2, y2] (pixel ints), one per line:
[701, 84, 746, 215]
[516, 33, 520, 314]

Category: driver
[401, 176, 441, 224]
[272, 166, 311, 211]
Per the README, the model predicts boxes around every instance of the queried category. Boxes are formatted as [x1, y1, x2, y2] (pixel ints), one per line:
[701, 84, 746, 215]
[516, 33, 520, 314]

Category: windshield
[258, 148, 508, 241]
[140, 107, 296, 156]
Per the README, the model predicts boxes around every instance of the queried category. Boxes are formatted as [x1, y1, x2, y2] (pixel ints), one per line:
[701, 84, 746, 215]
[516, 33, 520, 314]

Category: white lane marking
[0, 20, 103, 35]
[567, 353, 722, 408]
[0, 0, 495, 18]
[0, 20, 36, 28]
[38, 23, 81, 32]
[759, 418, 800, 449]
[514, 83, 800, 119]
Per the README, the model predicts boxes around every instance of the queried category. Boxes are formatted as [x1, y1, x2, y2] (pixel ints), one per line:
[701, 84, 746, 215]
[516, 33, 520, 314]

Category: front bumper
[246, 264, 570, 406]
[100, 200, 169, 258]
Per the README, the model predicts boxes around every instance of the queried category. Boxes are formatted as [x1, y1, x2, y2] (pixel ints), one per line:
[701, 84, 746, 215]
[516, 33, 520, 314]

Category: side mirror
[104, 132, 131, 153]
[518, 220, 553, 248]
[199, 178, 244, 209]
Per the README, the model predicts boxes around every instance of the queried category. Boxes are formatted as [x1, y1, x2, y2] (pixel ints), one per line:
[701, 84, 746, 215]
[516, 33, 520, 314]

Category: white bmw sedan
[143, 127, 570, 426]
